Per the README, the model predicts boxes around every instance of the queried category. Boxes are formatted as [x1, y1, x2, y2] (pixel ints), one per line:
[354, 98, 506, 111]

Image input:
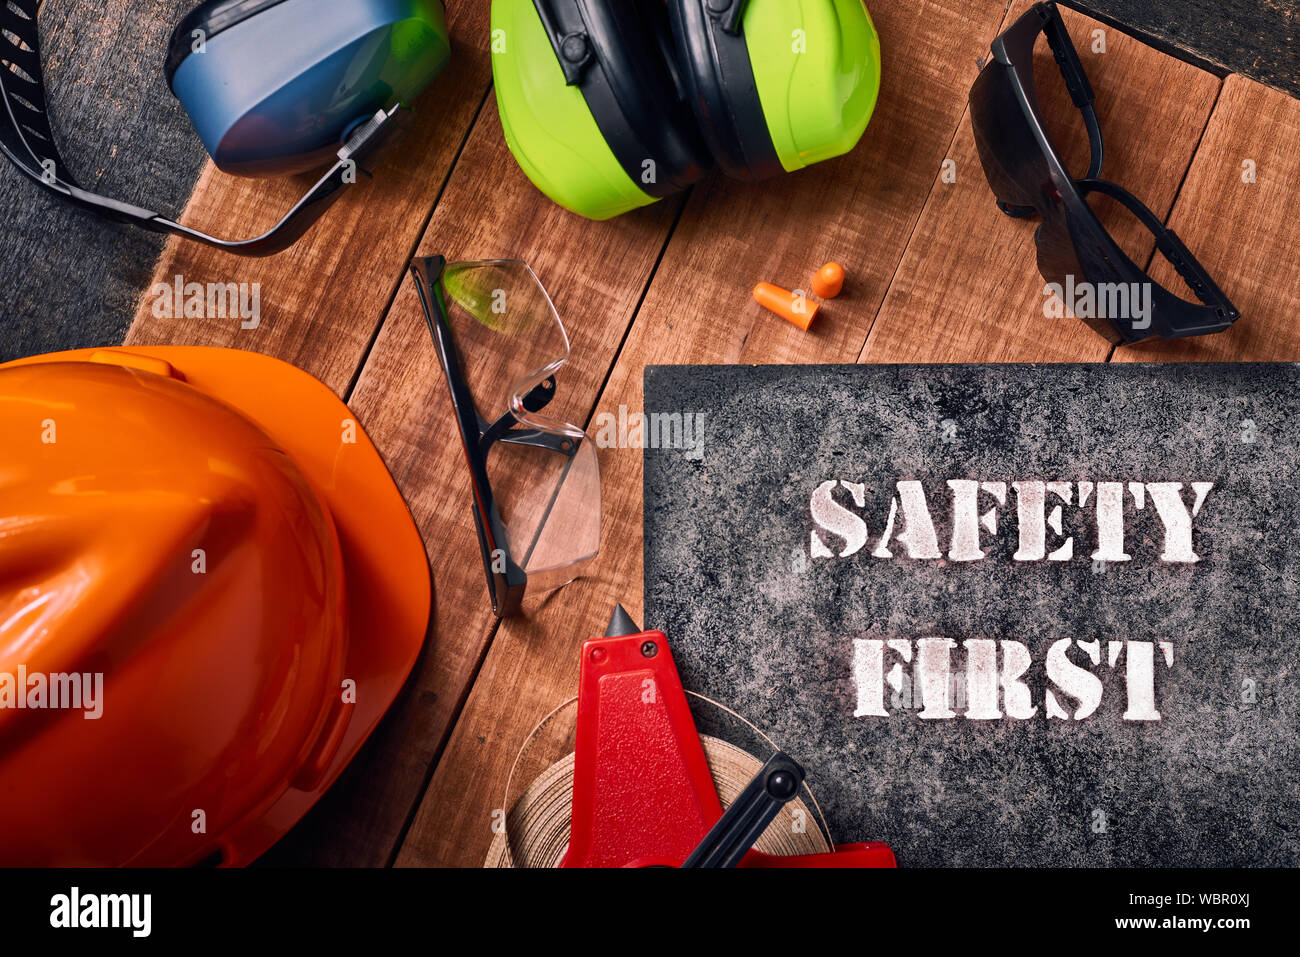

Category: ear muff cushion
[668, 0, 783, 182]
[492, 0, 707, 220]
[573, 0, 709, 197]
[746, 0, 882, 172]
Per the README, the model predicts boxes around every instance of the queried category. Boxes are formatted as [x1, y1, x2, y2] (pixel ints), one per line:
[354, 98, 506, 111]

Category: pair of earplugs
[753, 262, 846, 331]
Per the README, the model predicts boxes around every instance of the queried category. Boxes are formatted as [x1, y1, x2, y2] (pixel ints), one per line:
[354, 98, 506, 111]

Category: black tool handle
[682, 751, 805, 868]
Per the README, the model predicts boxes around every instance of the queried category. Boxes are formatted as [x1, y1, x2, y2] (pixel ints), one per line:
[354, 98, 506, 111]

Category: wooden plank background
[7, 0, 1299, 866]
[4, 0, 1296, 363]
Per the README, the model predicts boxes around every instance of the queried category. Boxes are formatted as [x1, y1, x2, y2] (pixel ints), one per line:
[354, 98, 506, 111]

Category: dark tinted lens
[1035, 202, 1146, 345]
[1034, 212, 1124, 344]
[1034, 214, 1080, 289]
[970, 62, 1053, 210]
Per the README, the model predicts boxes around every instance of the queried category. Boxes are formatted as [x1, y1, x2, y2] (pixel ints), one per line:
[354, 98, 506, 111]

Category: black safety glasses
[410, 256, 601, 618]
[969, 1, 1239, 344]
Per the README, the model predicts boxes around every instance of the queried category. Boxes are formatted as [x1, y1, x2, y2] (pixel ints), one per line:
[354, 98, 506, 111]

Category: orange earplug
[811, 262, 845, 299]
[753, 282, 819, 331]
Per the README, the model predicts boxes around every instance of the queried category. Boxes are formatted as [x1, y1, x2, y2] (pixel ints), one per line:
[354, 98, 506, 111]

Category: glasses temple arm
[1041, 3, 1104, 179]
[1075, 177, 1237, 316]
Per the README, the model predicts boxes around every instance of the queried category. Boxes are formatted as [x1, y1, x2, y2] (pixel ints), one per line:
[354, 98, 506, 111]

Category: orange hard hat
[0, 346, 430, 866]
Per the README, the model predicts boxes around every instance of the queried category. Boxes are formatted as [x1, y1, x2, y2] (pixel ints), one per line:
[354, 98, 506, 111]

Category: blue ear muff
[166, 0, 451, 176]
[0, 0, 451, 255]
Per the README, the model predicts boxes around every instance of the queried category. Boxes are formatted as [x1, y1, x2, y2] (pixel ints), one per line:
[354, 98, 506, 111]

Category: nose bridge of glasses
[519, 375, 557, 413]
[482, 417, 578, 457]
[479, 393, 581, 458]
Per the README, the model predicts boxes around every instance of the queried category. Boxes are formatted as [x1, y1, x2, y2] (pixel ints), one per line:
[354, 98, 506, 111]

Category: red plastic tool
[561, 607, 896, 868]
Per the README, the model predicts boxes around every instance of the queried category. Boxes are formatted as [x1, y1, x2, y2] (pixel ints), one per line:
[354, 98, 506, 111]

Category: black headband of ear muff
[670, 0, 783, 183]
[0, 0, 401, 257]
[532, 0, 707, 197]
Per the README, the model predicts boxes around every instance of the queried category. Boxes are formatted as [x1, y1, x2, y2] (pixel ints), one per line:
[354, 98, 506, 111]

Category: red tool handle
[563, 630, 722, 868]
[562, 611, 898, 869]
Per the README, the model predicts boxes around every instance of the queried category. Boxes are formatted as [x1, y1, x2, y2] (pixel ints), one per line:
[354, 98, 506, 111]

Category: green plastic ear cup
[491, 0, 656, 220]
[745, 0, 882, 173]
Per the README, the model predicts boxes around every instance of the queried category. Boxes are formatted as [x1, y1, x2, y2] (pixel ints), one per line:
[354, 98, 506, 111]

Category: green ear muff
[745, 0, 882, 174]
[492, 0, 881, 219]
[670, 0, 881, 181]
[491, 0, 708, 220]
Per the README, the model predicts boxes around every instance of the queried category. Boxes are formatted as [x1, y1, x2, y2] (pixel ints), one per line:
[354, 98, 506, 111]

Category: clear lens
[434, 259, 600, 597]
[485, 433, 600, 593]
[441, 260, 578, 437]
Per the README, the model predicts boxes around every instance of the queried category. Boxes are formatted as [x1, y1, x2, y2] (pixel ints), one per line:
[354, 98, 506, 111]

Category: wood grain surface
[1114, 75, 1300, 362]
[6, 0, 1296, 362]
[395, 0, 1166, 869]
[28, 0, 1300, 866]
[269, 104, 683, 866]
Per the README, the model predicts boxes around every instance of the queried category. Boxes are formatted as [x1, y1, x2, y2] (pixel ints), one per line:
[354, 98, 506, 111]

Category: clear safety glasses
[410, 257, 601, 617]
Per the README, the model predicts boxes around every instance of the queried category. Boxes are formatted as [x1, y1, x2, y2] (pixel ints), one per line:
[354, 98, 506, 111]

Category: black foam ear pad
[165, 0, 290, 89]
[561, 0, 710, 197]
[667, 0, 784, 182]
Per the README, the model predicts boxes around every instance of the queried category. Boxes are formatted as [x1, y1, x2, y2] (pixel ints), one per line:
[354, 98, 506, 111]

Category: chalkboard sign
[643, 363, 1298, 866]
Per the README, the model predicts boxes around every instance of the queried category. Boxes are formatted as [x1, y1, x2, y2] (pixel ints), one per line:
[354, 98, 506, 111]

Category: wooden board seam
[853, 0, 1017, 365]
[1105, 75, 1226, 361]
[573, 197, 693, 432]
[342, 82, 497, 402]
[380, 613, 505, 866]
[853, 97, 982, 364]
